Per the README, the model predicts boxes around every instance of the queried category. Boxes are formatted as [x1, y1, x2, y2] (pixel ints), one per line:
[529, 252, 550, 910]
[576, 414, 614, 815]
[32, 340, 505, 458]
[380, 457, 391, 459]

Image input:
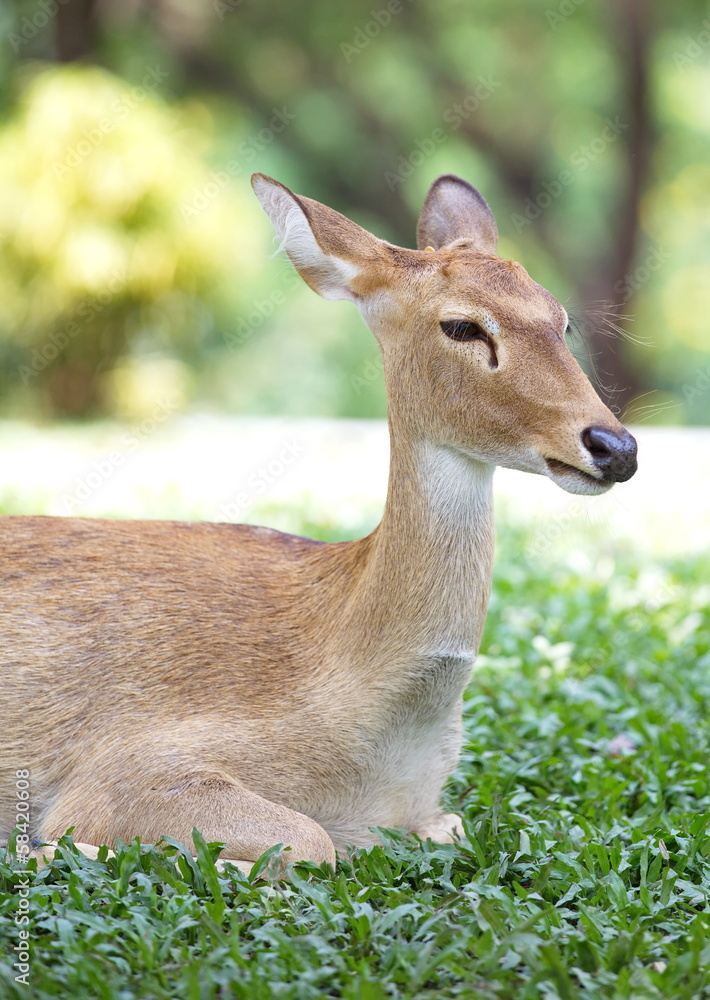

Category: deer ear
[251, 173, 383, 301]
[417, 174, 498, 253]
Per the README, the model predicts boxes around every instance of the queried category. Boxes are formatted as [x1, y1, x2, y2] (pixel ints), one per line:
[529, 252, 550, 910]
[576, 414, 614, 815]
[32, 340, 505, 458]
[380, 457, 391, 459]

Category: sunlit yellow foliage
[0, 63, 265, 413]
[661, 266, 710, 351]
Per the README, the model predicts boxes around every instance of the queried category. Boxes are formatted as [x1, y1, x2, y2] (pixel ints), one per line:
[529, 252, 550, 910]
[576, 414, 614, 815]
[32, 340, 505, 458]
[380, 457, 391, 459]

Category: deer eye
[440, 319, 487, 341]
[440, 319, 498, 368]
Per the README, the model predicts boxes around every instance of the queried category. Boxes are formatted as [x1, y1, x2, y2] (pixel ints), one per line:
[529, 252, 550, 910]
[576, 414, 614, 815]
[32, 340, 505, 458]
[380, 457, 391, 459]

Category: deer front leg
[39, 772, 336, 873]
[26, 840, 259, 877]
[414, 812, 464, 844]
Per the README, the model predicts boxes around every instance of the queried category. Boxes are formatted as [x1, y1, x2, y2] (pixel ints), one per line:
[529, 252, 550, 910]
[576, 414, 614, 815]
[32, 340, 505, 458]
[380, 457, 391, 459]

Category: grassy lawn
[1, 455, 709, 997]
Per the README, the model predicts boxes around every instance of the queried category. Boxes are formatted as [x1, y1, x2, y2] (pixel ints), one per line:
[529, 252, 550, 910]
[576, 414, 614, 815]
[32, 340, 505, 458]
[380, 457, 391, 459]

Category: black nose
[581, 426, 638, 482]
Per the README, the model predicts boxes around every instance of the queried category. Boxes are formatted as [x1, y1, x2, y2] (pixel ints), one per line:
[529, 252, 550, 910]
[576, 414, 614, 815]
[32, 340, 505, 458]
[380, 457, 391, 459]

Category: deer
[0, 173, 637, 875]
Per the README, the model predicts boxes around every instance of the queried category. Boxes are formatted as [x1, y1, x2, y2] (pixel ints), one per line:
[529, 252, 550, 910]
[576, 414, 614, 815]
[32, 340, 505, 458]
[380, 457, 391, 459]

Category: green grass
[1, 521, 708, 999]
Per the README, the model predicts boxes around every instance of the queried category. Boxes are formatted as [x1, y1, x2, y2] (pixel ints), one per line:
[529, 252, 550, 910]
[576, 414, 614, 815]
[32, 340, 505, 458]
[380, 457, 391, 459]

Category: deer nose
[581, 426, 638, 482]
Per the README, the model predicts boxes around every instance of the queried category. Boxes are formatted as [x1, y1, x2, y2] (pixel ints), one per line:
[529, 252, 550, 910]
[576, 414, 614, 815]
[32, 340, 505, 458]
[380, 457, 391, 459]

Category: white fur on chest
[373, 649, 473, 802]
[385, 649, 475, 722]
[316, 650, 474, 848]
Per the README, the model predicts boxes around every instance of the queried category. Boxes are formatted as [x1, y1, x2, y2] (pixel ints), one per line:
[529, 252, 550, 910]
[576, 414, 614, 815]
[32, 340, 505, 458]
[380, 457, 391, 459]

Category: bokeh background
[3, 8, 710, 993]
[1, 0, 709, 428]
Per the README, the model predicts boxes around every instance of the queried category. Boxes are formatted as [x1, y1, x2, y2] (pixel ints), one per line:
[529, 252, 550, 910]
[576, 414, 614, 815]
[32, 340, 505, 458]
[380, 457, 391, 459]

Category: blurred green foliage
[0, 64, 264, 416]
[0, 0, 708, 422]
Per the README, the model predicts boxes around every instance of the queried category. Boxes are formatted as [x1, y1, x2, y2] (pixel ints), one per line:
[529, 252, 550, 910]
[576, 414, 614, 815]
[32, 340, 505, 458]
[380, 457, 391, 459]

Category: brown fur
[0, 174, 634, 869]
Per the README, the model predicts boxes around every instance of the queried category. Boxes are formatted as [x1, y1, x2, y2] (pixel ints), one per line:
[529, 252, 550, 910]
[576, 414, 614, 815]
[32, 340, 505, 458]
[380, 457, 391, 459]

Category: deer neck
[348, 421, 495, 661]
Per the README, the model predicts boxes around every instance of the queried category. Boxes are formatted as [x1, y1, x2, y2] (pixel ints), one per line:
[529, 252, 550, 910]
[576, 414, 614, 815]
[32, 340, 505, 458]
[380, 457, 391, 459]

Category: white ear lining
[253, 179, 359, 301]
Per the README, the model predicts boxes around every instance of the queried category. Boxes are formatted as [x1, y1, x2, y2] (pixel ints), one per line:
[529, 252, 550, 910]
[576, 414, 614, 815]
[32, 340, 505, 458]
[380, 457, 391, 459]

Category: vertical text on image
[11, 769, 32, 986]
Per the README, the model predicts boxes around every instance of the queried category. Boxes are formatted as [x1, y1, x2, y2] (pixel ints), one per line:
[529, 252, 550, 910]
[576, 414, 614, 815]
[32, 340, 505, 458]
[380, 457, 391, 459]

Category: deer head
[252, 172, 637, 495]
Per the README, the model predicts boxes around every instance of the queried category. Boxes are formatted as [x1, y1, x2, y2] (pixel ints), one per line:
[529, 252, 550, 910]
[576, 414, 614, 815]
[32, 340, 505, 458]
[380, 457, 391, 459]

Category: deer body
[0, 174, 637, 867]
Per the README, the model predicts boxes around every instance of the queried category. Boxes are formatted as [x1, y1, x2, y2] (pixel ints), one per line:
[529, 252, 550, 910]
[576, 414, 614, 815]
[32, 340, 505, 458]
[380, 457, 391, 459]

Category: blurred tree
[0, 63, 260, 415]
[1, 0, 709, 422]
[56, 0, 97, 61]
